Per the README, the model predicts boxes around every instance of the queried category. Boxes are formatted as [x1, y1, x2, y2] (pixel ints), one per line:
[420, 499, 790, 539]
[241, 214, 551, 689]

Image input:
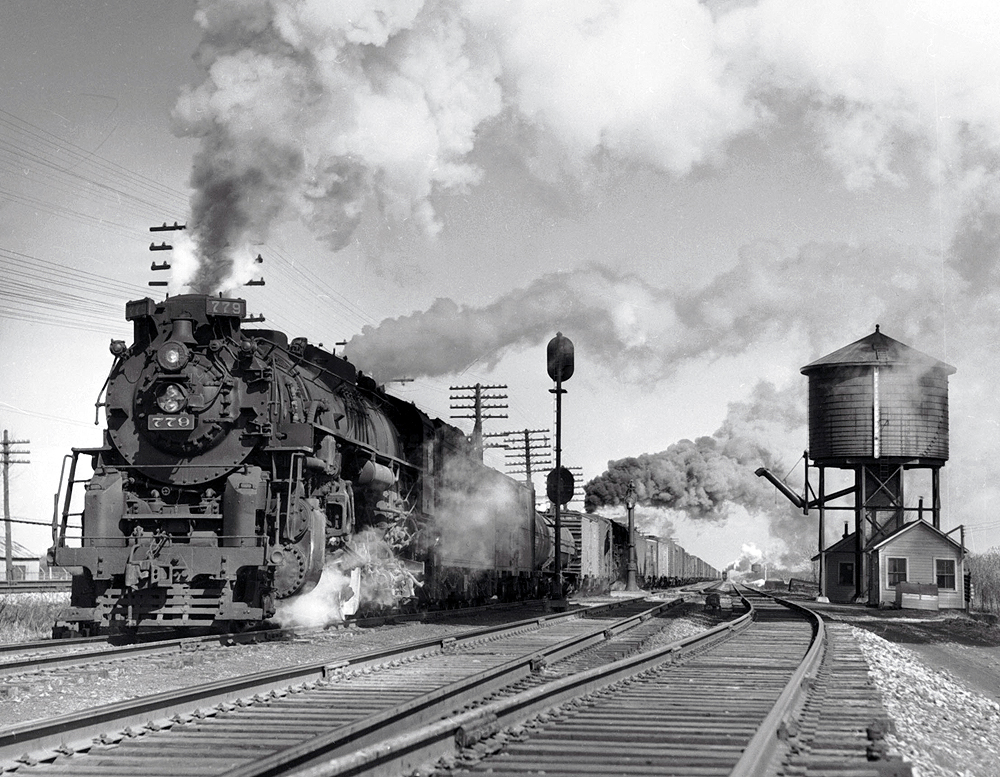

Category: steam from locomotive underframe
[49, 293, 570, 635]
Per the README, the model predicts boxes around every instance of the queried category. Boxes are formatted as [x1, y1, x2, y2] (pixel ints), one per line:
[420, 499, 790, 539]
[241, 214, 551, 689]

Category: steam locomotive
[49, 294, 570, 636]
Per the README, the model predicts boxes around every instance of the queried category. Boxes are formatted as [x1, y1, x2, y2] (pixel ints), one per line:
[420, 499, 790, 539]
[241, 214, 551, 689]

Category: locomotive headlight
[155, 383, 187, 413]
[156, 341, 189, 372]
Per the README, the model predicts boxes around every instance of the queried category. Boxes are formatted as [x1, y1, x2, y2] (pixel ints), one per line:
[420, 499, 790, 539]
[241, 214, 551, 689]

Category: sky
[3, 0, 1000, 572]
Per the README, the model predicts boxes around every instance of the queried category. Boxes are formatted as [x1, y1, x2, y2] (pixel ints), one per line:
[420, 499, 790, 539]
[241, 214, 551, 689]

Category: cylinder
[83, 471, 126, 547]
[223, 466, 263, 547]
[357, 460, 395, 491]
[802, 329, 955, 464]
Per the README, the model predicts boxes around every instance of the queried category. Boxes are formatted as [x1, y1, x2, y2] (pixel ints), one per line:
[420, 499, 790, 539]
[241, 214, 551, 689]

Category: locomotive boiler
[50, 294, 561, 635]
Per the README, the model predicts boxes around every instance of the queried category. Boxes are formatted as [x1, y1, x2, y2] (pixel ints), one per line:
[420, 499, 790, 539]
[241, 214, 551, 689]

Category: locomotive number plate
[148, 414, 196, 431]
[205, 298, 245, 317]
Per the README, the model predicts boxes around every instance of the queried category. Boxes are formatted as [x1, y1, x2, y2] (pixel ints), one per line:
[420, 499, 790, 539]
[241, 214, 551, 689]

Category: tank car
[49, 294, 557, 635]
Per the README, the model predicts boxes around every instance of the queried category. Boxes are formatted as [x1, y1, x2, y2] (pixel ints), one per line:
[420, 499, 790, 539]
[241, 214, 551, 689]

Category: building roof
[811, 531, 858, 561]
[868, 518, 965, 554]
[812, 519, 965, 561]
[801, 327, 956, 375]
[0, 533, 43, 559]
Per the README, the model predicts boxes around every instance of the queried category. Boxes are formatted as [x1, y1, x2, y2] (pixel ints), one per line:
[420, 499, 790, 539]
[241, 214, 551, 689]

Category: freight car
[554, 508, 720, 592]
[49, 294, 568, 636]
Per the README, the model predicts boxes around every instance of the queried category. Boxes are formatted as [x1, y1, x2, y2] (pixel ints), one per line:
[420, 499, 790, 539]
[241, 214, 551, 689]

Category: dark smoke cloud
[585, 380, 814, 566]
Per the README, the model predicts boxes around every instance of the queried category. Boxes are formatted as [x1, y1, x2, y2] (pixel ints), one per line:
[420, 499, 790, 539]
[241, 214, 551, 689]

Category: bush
[0, 593, 70, 642]
[967, 550, 1000, 614]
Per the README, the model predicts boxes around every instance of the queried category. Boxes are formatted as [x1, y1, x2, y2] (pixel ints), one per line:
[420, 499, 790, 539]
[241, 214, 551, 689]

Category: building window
[886, 557, 907, 587]
[936, 559, 956, 590]
[838, 562, 854, 586]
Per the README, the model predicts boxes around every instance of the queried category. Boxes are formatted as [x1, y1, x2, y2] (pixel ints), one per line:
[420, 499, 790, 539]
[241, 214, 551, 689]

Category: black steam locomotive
[49, 294, 567, 635]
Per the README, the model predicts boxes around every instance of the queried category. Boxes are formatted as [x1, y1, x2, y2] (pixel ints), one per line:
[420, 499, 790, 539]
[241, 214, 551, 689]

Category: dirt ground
[810, 601, 1000, 705]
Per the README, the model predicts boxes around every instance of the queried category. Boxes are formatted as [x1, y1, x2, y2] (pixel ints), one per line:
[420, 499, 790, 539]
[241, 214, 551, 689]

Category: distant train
[554, 509, 721, 593]
[49, 294, 574, 636]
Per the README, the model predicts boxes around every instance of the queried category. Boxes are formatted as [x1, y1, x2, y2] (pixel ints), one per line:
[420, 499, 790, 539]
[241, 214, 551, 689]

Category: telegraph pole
[449, 383, 508, 460]
[2, 430, 30, 581]
[500, 429, 551, 484]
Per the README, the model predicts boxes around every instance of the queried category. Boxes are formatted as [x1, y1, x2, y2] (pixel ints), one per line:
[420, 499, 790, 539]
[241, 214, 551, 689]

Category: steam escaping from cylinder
[273, 564, 356, 628]
[273, 529, 420, 628]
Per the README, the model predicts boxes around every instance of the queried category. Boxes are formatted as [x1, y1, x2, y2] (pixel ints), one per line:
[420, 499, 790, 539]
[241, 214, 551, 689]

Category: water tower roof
[801, 326, 956, 375]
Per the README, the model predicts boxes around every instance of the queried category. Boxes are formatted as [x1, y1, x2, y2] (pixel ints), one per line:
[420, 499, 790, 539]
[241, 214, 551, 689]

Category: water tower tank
[801, 327, 955, 464]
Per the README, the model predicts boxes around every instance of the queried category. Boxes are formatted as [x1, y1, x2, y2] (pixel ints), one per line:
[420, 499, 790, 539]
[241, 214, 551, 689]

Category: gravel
[854, 626, 1000, 777]
[0, 620, 477, 729]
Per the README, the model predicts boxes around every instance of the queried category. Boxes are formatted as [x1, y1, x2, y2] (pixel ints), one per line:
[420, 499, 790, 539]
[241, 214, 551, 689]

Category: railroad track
[0, 589, 905, 777]
[0, 598, 556, 678]
[0, 596, 666, 773]
[0, 581, 71, 595]
[0, 628, 289, 678]
[401, 588, 907, 777]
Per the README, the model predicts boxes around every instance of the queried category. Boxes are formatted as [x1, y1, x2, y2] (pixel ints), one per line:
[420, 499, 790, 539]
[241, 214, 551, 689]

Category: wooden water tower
[801, 326, 955, 603]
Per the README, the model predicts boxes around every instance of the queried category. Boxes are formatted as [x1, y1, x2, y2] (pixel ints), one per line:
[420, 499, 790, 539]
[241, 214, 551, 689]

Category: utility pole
[449, 383, 508, 461]
[2, 430, 30, 582]
[564, 466, 585, 507]
[499, 429, 551, 484]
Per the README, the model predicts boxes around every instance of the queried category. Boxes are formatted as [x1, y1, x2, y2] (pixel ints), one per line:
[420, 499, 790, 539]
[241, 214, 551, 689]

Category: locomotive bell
[169, 317, 197, 343]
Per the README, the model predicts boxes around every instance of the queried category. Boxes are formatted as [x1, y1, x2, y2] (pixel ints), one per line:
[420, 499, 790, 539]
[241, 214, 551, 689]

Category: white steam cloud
[344, 242, 960, 383]
[173, 0, 1000, 294]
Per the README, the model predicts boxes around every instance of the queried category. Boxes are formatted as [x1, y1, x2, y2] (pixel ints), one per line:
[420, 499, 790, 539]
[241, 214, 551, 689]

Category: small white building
[814, 519, 966, 609]
[869, 520, 966, 610]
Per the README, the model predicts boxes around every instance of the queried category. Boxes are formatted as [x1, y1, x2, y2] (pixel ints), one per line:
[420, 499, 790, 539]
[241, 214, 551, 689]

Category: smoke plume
[433, 451, 531, 570]
[344, 242, 961, 383]
[585, 380, 815, 567]
[173, 0, 1000, 295]
[172, 0, 503, 291]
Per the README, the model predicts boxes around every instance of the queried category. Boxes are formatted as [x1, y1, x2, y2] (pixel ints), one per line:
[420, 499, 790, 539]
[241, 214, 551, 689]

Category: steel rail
[0, 634, 106, 657]
[217, 599, 687, 777]
[0, 580, 72, 594]
[0, 596, 569, 672]
[0, 635, 222, 677]
[285, 596, 758, 776]
[729, 587, 826, 776]
[0, 625, 295, 677]
[0, 596, 650, 768]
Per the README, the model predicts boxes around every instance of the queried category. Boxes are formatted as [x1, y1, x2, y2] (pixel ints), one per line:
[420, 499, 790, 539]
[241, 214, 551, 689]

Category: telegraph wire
[0, 108, 189, 208]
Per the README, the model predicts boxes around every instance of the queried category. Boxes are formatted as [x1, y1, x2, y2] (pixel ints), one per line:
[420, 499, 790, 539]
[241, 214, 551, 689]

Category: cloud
[172, 0, 1000, 298]
[344, 241, 963, 383]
